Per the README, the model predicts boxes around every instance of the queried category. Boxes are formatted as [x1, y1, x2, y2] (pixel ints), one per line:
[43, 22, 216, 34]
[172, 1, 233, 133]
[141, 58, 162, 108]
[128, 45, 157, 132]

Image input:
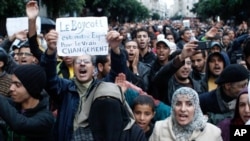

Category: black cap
[215, 64, 249, 84]
[13, 64, 46, 99]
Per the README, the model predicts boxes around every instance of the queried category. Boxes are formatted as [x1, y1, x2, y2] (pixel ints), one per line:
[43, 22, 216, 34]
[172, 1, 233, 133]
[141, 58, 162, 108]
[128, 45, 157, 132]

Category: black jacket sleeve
[0, 95, 54, 137]
[29, 33, 44, 62]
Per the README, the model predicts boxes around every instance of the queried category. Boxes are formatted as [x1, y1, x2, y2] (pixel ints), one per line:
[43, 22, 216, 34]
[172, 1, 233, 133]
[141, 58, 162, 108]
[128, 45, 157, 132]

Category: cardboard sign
[56, 17, 109, 56]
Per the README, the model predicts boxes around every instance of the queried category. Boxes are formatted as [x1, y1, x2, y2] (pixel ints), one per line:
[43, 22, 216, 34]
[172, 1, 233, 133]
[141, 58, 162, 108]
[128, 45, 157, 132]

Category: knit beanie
[215, 64, 249, 84]
[13, 64, 46, 99]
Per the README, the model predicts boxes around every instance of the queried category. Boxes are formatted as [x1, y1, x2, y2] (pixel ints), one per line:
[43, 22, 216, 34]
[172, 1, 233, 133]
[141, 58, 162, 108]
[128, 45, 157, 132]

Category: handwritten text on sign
[56, 17, 109, 56]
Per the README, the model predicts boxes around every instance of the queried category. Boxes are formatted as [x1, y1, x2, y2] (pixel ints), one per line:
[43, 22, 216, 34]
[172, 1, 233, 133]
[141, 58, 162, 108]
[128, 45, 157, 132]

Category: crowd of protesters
[0, 0, 250, 141]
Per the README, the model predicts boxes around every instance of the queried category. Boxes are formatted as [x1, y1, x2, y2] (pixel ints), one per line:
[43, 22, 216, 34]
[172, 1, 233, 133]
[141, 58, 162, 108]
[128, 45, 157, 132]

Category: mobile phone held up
[196, 41, 211, 50]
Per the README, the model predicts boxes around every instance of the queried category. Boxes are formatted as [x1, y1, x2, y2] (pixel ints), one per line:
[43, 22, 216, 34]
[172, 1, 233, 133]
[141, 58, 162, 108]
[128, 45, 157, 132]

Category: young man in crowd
[0, 64, 54, 140]
[148, 41, 203, 106]
[203, 51, 230, 91]
[190, 50, 207, 83]
[125, 40, 151, 91]
[135, 28, 156, 65]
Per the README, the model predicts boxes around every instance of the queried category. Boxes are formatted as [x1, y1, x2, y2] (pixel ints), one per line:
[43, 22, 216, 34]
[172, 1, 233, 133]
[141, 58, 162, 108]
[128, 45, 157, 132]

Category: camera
[196, 41, 211, 50]
[235, 53, 243, 64]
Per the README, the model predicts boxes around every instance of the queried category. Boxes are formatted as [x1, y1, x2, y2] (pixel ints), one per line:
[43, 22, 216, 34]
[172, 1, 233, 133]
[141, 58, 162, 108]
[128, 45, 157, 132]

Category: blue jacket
[199, 87, 235, 125]
[40, 49, 128, 141]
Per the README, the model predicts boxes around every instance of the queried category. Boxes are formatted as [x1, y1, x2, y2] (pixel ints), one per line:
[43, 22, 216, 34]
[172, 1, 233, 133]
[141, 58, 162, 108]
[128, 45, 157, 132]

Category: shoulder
[150, 118, 173, 140]
[199, 90, 217, 101]
[193, 123, 222, 141]
[204, 122, 222, 136]
[217, 118, 231, 132]
[154, 118, 170, 130]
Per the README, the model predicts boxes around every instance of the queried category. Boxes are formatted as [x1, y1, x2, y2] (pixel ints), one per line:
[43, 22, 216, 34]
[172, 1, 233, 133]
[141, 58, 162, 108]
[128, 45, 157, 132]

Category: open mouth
[128, 53, 134, 56]
[20, 60, 27, 64]
[79, 69, 87, 75]
[178, 114, 188, 120]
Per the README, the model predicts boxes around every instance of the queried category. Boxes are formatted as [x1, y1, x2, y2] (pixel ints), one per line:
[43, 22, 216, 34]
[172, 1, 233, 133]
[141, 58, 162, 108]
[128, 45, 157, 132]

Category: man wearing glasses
[17, 41, 38, 65]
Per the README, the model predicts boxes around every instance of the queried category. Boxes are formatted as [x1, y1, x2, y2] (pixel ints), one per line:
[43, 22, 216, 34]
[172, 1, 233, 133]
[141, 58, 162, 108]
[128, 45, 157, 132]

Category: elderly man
[199, 64, 249, 125]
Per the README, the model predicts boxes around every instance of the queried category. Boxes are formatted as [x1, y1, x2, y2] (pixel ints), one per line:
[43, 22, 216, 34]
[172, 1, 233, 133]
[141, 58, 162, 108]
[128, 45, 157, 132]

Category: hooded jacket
[201, 51, 230, 91]
[0, 95, 54, 141]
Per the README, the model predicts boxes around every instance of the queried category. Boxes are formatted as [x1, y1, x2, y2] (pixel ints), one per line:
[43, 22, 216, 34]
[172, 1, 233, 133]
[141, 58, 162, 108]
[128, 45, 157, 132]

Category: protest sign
[6, 17, 41, 36]
[56, 17, 109, 56]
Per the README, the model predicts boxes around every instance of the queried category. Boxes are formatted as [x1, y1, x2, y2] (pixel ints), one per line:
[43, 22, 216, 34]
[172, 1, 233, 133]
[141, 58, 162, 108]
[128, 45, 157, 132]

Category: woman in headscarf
[149, 87, 222, 141]
[217, 87, 250, 141]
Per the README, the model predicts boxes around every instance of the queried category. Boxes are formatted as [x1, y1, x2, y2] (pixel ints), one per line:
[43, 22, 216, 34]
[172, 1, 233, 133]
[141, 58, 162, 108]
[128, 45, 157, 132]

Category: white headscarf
[171, 87, 206, 141]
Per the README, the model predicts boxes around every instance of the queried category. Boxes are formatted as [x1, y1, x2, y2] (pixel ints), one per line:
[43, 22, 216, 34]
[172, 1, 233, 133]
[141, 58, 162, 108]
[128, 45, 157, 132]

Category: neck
[174, 75, 189, 84]
[22, 98, 39, 110]
[144, 125, 150, 133]
[201, 66, 206, 73]
[159, 59, 168, 66]
[139, 47, 148, 57]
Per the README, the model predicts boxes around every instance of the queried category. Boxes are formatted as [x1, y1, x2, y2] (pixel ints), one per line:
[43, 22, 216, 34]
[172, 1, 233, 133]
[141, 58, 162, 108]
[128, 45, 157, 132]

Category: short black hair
[95, 55, 109, 67]
[0, 48, 8, 70]
[19, 40, 30, 49]
[135, 28, 149, 38]
[132, 95, 155, 112]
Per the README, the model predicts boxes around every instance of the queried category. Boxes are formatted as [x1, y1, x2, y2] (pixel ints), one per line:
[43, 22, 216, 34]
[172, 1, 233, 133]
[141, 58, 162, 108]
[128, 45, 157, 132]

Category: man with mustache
[199, 64, 249, 125]
[202, 51, 230, 91]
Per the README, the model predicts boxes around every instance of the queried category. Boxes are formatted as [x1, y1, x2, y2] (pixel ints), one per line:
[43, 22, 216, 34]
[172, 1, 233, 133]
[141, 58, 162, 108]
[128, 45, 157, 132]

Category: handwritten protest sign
[56, 17, 109, 56]
[6, 17, 41, 36]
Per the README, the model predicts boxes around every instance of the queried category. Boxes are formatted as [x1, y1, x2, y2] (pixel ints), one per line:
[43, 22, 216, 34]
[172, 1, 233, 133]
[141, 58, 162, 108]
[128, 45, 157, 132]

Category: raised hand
[205, 27, 218, 39]
[106, 30, 123, 54]
[115, 73, 129, 94]
[8, 30, 28, 42]
[26, 0, 39, 20]
[179, 41, 198, 61]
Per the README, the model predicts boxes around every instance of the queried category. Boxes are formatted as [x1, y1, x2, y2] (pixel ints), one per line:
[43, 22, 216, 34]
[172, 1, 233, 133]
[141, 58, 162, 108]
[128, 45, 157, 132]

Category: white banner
[6, 17, 41, 36]
[56, 17, 109, 56]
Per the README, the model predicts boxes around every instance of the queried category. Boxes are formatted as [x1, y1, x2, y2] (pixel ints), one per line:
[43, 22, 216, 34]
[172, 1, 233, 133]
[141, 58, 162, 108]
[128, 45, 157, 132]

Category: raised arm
[26, 0, 44, 62]
[104, 30, 128, 82]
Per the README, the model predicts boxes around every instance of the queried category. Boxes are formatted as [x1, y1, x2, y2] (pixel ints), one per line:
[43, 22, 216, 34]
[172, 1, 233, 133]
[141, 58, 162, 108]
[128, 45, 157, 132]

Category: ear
[33, 57, 39, 64]
[181, 34, 184, 39]
[0, 61, 4, 68]
[224, 83, 231, 90]
[97, 63, 103, 72]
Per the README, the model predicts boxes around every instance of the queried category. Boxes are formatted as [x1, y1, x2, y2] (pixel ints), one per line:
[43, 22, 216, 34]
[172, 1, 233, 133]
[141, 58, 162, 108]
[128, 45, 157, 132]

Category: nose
[245, 105, 250, 112]
[139, 114, 145, 120]
[180, 104, 187, 112]
[194, 61, 198, 67]
[9, 84, 15, 92]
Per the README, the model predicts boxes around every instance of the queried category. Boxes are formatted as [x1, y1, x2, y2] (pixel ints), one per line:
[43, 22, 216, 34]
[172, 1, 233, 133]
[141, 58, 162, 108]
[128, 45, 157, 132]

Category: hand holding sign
[45, 30, 58, 55]
[56, 17, 109, 56]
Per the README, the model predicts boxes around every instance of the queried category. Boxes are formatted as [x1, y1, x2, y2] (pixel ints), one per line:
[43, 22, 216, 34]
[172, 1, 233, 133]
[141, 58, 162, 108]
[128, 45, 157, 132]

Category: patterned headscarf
[171, 87, 206, 141]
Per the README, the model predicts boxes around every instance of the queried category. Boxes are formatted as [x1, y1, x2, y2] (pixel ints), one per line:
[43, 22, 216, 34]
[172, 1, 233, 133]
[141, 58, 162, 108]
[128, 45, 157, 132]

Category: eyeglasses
[18, 52, 33, 57]
[75, 59, 91, 64]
